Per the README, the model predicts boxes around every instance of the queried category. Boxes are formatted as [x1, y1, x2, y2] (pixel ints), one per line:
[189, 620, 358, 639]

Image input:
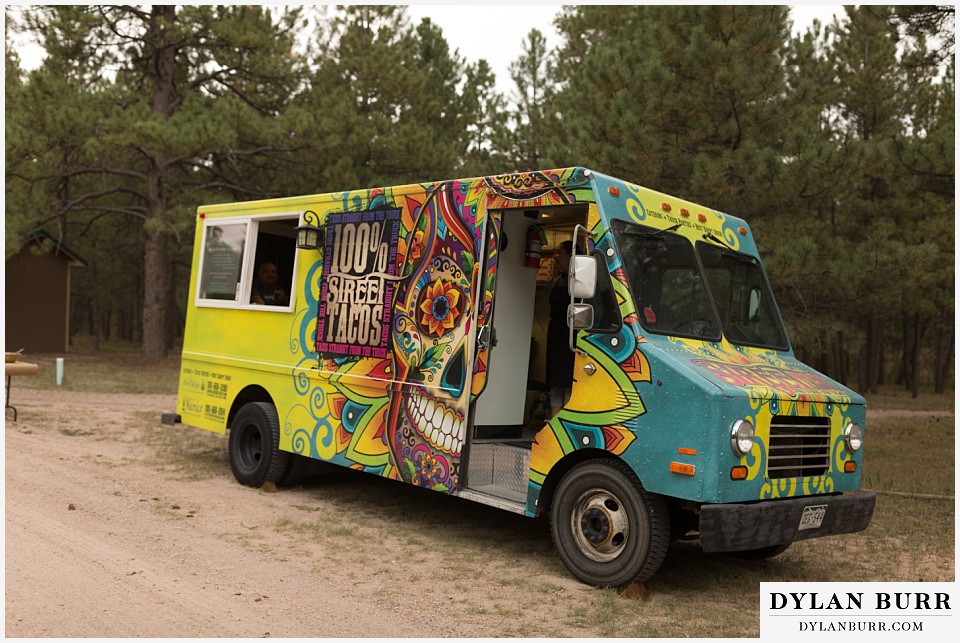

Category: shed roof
[16, 229, 89, 267]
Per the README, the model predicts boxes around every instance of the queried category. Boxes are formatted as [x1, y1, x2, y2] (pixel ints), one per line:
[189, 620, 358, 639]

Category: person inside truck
[250, 261, 289, 306]
[546, 240, 575, 416]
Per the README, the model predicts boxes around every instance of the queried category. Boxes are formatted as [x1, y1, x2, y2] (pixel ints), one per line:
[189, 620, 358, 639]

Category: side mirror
[567, 303, 594, 330]
[568, 255, 597, 299]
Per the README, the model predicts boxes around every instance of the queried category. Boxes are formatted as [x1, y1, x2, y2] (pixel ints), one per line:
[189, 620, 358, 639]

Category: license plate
[799, 504, 827, 531]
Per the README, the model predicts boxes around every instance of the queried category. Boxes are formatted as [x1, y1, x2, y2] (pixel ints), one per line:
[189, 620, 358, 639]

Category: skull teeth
[405, 392, 464, 455]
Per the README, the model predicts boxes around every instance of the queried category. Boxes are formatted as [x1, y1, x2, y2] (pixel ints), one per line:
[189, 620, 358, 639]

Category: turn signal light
[608, 186, 620, 197]
[669, 462, 696, 476]
[730, 466, 748, 480]
[844, 461, 857, 473]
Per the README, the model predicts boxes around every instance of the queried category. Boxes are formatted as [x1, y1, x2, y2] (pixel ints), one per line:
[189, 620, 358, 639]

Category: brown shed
[5, 230, 88, 353]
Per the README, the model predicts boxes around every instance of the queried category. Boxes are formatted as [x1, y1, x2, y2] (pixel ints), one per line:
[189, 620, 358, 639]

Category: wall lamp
[296, 210, 323, 250]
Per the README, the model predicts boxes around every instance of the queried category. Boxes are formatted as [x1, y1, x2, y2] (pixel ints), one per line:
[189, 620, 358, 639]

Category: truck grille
[767, 416, 831, 479]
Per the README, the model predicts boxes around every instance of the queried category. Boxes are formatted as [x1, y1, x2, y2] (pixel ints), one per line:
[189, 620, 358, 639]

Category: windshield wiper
[702, 231, 733, 250]
[654, 223, 682, 235]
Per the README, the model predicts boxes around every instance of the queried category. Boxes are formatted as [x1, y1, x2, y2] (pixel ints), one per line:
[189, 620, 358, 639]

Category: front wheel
[550, 459, 670, 588]
[228, 402, 290, 487]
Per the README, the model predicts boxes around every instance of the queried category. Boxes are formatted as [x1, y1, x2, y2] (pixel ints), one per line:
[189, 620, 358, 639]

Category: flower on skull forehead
[417, 279, 463, 337]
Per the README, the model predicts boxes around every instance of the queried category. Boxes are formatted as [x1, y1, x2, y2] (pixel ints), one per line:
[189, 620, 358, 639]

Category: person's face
[258, 263, 278, 286]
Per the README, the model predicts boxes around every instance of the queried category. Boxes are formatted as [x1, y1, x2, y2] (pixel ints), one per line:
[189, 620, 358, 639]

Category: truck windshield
[612, 220, 790, 349]
[696, 242, 790, 350]
[612, 220, 721, 341]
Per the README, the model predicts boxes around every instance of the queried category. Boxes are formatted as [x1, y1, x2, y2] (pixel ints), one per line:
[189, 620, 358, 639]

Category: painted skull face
[389, 193, 476, 490]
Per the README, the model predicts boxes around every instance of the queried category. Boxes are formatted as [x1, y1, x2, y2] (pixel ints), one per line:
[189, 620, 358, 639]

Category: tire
[729, 543, 791, 560]
[228, 402, 290, 488]
[279, 452, 312, 488]
[550, 459, 670, 588]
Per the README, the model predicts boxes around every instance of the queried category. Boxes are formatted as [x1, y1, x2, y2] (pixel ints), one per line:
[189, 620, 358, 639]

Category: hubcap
[238, 423, 264, 471]
[571, 488, 630, 562]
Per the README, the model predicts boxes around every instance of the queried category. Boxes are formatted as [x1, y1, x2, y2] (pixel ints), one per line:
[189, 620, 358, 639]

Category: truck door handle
[477, 325, 496, 350]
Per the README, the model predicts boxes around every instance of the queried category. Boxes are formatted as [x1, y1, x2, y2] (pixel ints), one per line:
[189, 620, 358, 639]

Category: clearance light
[697, 213, 708, 223]
[680, 208, 690, 217]
[844, 461, 857, 473]
[608, 186, 621, 197]
[678, 447, 697, 455]
[730, 466, 748, 480]
[199, 212, 206, 219]
[669, 462, 696, 476]
[662, 202, 672, 211]
[738, 226, 747, 235]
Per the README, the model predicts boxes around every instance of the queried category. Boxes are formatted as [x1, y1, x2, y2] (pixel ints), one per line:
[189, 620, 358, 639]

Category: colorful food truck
[163, 167, 875, 587]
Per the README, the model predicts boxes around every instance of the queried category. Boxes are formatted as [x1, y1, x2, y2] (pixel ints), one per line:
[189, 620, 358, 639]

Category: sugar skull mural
[386, 185, 481, 490]
[288, 168, 604, 495]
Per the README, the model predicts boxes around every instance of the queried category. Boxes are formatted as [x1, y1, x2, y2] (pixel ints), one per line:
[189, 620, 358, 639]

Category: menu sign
[317, 209, 402, 358]
[199, 223, 246, 300]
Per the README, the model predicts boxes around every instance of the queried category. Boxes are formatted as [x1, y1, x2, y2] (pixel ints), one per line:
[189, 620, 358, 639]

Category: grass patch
[136, 411, 228, 480]
[16, 341, 180, 395]
[59, 428, 94, 437]
[861, 413, 955, 497]
[865, 384, 954, 412]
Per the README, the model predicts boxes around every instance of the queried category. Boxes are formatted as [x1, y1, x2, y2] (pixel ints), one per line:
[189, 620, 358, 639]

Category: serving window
[196, 213, 300, 311]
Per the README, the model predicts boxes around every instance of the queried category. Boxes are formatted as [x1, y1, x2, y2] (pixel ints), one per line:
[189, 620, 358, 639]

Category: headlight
[844, 422, 863, 452]
[730, 419, 755, 457]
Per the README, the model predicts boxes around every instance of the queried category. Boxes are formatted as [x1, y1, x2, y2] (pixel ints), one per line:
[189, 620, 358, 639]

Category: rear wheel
[228, 402, 290, 487]
[550, 459, 670, 588]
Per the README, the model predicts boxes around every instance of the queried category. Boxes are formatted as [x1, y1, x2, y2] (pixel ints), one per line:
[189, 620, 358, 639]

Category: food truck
[163, 167, 875, 587]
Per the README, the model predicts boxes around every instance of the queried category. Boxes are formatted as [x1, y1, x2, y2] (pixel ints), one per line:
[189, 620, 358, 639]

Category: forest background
[4, 5, 955, 397]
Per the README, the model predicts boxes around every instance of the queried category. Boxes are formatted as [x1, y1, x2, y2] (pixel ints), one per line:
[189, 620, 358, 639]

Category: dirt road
[4, 388, 594, 637]
[5, 386, 953, 637]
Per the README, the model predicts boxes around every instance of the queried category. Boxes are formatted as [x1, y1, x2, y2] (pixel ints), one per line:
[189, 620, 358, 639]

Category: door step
[463, 442, 532, 514]
[458, 488, 527, 515]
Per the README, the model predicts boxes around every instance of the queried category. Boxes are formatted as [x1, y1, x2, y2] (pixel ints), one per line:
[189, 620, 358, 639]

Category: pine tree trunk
[141, 177, 169, 361]
[910, 312, 921, 398]
[899, 313, 912, 388]
[140, 5, 177, 362]
[934, 306, 954, 394]
[90, 261, 101, 352]
[832, 331, 846, 385]
[861, 313, 882, 394]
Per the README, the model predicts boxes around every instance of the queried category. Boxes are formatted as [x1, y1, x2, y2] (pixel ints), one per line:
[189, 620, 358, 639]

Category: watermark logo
[761, 582, 955, 640]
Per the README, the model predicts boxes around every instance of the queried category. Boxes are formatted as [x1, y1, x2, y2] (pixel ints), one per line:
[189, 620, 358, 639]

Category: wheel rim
[236, 422, 264, 473]
[570, 487, 630, 563]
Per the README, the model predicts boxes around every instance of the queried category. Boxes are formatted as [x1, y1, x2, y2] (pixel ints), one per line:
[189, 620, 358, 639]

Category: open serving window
[196, 212, 300, 311]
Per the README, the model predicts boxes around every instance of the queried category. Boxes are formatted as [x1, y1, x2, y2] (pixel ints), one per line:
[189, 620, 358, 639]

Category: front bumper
[698, 491, 876, 552]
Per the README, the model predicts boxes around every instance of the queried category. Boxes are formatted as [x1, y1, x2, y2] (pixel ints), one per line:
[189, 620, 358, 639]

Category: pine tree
[461, 59, 509, 176]
[11, 5, 305, 358]
[503, 29, 557, 170]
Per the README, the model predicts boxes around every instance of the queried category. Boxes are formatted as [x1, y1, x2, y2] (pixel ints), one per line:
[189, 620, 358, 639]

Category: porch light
[296, 210, 323, 250]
